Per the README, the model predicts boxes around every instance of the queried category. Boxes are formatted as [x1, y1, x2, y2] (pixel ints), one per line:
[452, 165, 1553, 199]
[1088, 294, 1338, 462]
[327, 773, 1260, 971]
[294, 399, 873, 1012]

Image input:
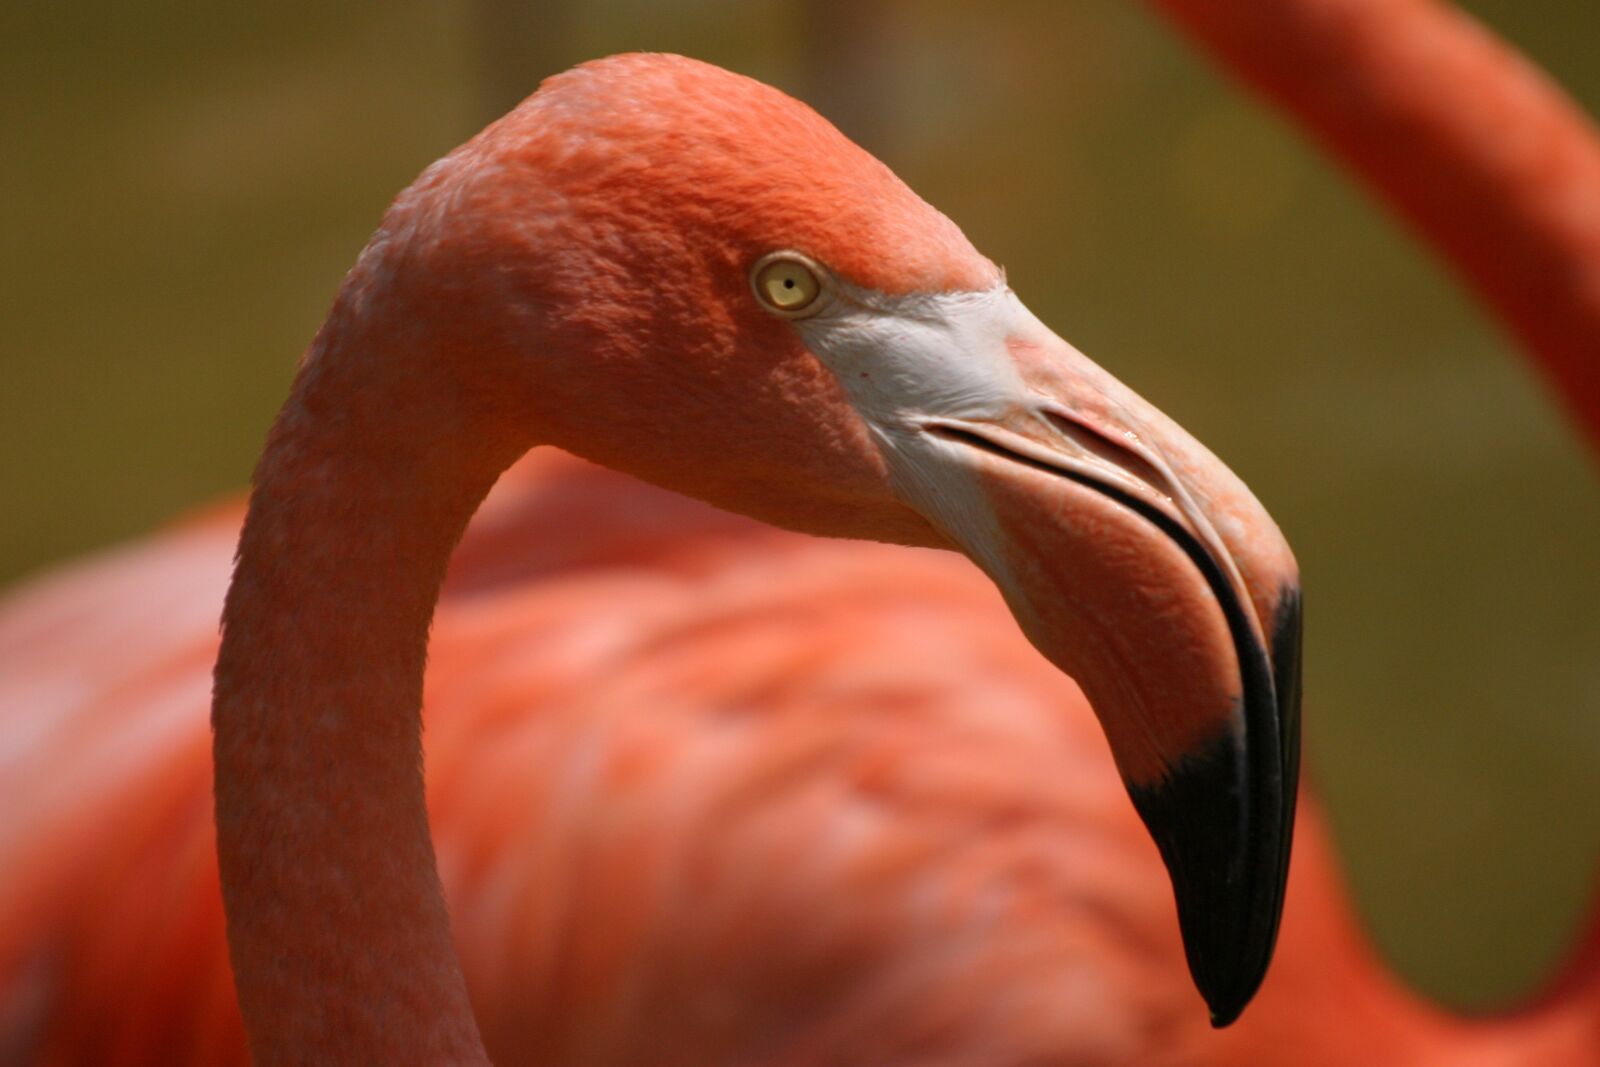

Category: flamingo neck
[212, 328, 521, 1064]
[1151, 0, 1600, 453]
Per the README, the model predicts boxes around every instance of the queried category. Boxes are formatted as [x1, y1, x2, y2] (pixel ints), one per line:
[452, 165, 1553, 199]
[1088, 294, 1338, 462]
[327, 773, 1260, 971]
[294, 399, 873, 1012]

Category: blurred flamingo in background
[1, 1, 1598, 1066]
[1154, 0, 1600, 452]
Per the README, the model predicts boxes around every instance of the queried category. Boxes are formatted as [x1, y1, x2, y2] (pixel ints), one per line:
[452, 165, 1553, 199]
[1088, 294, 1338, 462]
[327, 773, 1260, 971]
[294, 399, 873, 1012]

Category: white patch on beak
[792, 281, 1038, 430]
[788, 280, 1047, 579]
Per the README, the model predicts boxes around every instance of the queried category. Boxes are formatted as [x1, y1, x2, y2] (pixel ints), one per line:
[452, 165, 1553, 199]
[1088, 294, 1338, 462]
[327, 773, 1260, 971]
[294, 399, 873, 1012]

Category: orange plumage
[4, 452, 1597, 1064]
[5, 0, 1600, 1062]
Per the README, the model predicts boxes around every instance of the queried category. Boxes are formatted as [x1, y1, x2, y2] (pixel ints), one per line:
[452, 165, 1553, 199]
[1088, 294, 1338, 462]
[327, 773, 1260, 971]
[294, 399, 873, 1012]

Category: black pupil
[784, 279, 795, 288]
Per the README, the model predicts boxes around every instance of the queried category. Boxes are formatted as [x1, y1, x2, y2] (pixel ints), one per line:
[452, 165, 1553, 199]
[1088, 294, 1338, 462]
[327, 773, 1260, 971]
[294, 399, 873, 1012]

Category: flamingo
[2, 3, 1597, 1066]
[199, 51, 1301, 1063]
[11, 37, 1306, 1066]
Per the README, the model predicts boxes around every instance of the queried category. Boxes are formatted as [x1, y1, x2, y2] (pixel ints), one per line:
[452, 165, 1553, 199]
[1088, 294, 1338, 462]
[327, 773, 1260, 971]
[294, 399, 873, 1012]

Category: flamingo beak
[916, 332, 1302, 1027]
[794, 282, 1301, 1023]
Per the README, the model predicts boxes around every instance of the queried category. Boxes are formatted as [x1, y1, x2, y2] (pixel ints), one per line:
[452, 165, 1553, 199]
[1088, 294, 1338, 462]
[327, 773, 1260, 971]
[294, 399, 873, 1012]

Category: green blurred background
[3, 0, 1597, 1009]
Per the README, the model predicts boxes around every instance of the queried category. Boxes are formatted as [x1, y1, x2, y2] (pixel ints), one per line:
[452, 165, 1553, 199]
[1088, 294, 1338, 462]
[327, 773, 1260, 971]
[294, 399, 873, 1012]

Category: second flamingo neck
[1153, 0, 1600, 453]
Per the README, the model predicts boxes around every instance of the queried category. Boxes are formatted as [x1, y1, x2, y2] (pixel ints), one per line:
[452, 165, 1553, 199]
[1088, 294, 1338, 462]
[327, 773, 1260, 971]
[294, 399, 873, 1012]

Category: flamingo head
[363, 52, 1302, 1026]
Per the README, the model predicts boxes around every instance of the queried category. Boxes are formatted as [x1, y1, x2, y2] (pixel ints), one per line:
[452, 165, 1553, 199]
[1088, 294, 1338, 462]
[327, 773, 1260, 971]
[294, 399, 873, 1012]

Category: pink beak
[906, 328, 1302, 1026]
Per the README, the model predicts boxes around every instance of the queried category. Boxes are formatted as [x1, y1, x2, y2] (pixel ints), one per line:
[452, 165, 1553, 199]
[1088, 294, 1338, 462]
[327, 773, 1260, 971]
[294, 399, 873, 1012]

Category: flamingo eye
[751, 253, 827, 317]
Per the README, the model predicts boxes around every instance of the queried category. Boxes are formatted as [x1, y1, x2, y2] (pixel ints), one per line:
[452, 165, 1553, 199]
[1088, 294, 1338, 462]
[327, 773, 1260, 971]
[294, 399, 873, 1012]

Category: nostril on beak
[1040, 409, 1174, 503]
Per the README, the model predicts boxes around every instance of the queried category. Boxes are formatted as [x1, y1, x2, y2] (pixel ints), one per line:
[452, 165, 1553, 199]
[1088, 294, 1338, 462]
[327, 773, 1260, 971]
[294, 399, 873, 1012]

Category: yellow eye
[751, 253, 826, 316]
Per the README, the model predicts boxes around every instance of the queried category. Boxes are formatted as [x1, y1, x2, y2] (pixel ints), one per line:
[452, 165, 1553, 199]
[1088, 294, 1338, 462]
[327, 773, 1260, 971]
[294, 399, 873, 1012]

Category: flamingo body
[4, 452, 1597, 1065]
[0, 454, 1190, 1064]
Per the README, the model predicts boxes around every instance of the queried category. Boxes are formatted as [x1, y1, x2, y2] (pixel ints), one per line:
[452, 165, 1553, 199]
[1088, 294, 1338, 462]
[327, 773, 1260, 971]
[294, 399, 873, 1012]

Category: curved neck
[1150, 0, 1600, 453]
[212, 329, 520, 1063]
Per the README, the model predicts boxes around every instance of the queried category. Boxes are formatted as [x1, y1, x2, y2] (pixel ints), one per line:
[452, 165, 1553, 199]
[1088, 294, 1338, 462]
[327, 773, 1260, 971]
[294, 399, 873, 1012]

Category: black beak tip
[1128, 584, 1303, 1029]
[1209, 1003, 1244, 1030]
[1200, 956, 1260, 1029]
[1128, 734, 1282, 1029]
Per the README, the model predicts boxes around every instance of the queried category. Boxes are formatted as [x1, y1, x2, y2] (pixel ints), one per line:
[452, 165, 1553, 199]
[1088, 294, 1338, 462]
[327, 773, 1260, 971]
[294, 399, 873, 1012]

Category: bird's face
[417, 53, 1302, 1025]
